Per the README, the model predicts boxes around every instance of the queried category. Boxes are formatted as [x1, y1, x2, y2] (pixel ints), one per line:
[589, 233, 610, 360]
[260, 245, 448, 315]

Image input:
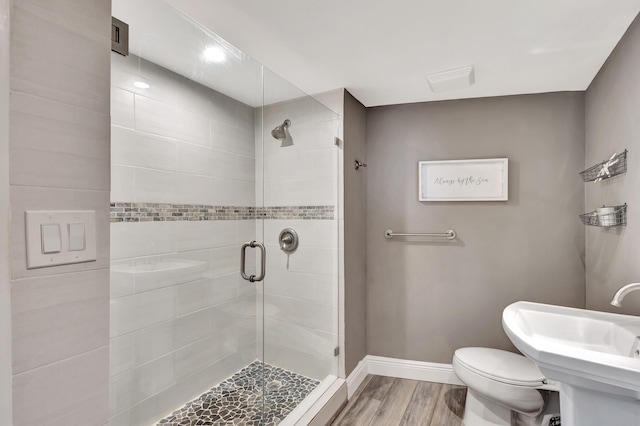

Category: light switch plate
[68, 223, 86, 251]
[25, 211, 97, 269]
[41, 224, 61, 254]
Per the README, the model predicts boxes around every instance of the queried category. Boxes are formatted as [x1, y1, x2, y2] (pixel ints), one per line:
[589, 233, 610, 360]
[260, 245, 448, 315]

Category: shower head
[271, 119, 292, 146]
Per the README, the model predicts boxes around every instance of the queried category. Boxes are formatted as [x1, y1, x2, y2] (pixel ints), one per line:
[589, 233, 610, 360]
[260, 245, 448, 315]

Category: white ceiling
[122, 0, 640, 108]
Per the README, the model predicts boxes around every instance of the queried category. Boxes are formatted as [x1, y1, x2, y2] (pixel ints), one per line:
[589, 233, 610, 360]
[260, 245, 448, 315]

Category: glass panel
[260, 68, 341, 421]
[109, 1, 264, 424]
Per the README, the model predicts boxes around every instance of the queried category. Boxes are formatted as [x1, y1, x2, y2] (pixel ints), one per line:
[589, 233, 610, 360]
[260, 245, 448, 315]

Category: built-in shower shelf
[580, 150, 627, 183]
[580, 204, 627, 227]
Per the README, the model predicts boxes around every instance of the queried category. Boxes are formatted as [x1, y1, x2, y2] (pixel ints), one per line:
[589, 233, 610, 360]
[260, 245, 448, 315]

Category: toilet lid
[454, 347, 546, 387]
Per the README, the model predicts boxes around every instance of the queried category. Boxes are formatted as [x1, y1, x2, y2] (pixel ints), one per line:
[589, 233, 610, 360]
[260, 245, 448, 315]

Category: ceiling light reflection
[202, 46, 227, 64]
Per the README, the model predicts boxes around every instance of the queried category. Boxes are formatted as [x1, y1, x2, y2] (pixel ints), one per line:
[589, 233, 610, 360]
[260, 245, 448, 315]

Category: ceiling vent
[427, 65, 475, 93]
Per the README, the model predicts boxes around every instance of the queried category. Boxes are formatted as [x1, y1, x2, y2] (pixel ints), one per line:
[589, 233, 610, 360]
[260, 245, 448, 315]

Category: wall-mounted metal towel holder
[384, 229, 457, 240]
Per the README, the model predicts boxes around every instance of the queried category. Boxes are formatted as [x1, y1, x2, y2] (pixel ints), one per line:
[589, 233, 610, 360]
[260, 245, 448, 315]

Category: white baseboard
[346, 355, 464, 397]
[346, 358, 369, 398]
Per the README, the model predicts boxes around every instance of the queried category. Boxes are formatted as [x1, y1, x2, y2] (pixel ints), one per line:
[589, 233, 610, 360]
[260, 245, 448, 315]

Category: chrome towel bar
[384, 229, 457, 240]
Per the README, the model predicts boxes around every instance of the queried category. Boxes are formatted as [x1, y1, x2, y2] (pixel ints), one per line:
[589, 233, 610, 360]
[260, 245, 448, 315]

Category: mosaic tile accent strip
[257, 205, 335, 221]
[157, 361, 320, 426]
[110, 203, 334, 222]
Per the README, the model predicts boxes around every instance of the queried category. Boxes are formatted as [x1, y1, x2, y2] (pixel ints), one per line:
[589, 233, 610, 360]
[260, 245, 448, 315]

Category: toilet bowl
[452, 347, 559, 426]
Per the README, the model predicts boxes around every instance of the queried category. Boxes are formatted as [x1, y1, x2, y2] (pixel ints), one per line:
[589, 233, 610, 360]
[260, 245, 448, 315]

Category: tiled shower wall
[257, 96, 340, 380]
[109, 53, 258, 425]
[9, 1, 112, 425]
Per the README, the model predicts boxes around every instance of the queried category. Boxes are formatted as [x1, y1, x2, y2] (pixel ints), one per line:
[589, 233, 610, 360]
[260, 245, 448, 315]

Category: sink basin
[503, 301, 640, 426]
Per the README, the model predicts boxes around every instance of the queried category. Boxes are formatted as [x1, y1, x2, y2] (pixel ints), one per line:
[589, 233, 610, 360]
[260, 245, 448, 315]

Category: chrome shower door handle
[240, 241, 266, 283]
[253, 241, 266, 282]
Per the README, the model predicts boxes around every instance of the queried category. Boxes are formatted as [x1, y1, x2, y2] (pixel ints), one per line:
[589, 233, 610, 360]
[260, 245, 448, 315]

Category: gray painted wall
[343, 90, 368, 375]
[0, 0, 12, 423]
[366, 93, 586, 363]
[585, 13, 640, 314]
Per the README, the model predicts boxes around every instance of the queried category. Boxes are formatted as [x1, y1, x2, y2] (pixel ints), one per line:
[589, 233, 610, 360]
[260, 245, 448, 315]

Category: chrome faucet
[610, 283, 640, 307]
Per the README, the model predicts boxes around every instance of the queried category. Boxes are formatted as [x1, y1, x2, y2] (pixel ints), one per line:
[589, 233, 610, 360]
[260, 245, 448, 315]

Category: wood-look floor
[332, 375, 467, 426]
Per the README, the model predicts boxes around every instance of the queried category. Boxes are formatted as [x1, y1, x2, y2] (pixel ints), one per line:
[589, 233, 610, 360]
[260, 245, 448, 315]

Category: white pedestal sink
[502, 301, 640, 426]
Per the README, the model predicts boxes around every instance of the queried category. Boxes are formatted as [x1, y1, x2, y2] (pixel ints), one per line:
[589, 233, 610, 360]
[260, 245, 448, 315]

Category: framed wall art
[418, 158, 508, 201]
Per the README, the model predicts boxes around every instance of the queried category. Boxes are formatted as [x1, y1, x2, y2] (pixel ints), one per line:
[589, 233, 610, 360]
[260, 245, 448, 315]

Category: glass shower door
[256, 69, 341, 423]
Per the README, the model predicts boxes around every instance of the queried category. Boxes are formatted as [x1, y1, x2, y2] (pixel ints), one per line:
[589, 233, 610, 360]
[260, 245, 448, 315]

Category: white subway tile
[263, 98, 315, 129]
[132, 255, 210, 294]
[212, 178, 255, 206]
[173, 328, 236, 381]
[176, 220, 237, 252]
[111, 126, 176, 171]
[110, 165, 135, 202]
[130, 355, 176, 405]
[208, 91, 241, 127]
[133, 309, 211, 367]
[110, 287, 177, 337]
[290, 120, 340, 152]
[263, 269, 338, 306]
[236, 220, 257, 244]
[213, 150, 255, 182]
[134, 168, 179, 204]
[264, 149, 337, 183]
[10, 92, 110, 190]
[108, 409, 131, 426]
[177, 143, 254, 182]
[110, 333, 134, 378]
[109, 368, 133, 416]
[27, 0, 111, 38]
[237, 275, 256, 298]
[11, 269, 109, 374]
[47, 400, 111, 426]
[265, 244, 338, 278]
[13, 347, 109, 426]
[176, 142, 216, 177]
[210, 298, 252, 334]
[211, 120, 255, 158]
[264, 219, 337, 249]
[10, 145, 110, 191]
[110, 221, 176, 260]
[236, 318, 257, 348]
[10, 1, 110, 114]
[110, 260, 136, 299]
[264, 318, 336, 359]
[209, 246, 240, 277]
[312, 274, 339, 307]
[177, 274, 238, 316]
[111, 87, 135, 129]
[263, 293, 337, 333]
[110, 52, 147, 95]
[135, 95, 210, 147]
[264, 177, 337, 206]
[174, 173, 213, 205]
[263, 343, 333, 382]
[109, 389, 161, 426]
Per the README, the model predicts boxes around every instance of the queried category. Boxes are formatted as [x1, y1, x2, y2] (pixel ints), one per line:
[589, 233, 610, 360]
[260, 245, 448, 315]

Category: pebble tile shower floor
[157, 362, 320, 426]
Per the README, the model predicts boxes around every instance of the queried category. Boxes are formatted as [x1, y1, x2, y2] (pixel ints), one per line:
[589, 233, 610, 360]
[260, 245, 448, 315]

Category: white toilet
[452, 347, 560, 426]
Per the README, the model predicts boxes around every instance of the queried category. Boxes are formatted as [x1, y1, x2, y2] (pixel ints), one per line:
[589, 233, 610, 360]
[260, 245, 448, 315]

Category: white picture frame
[419, 158, 508, 201]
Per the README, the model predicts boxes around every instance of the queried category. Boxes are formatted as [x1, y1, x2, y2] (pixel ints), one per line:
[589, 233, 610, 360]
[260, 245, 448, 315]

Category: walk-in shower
[109, 1, 339, 425]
